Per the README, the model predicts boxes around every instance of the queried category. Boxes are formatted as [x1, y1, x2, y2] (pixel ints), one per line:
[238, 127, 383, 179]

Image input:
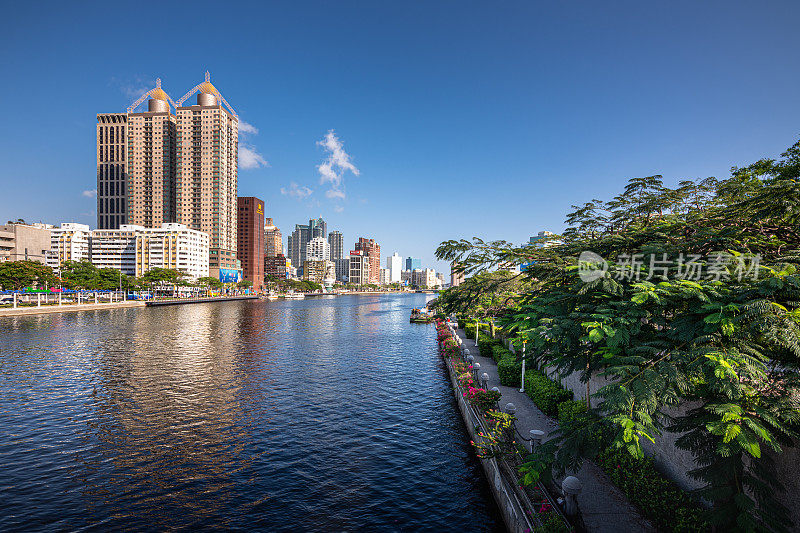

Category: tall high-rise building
[386, 252, 402, 283]
[175, 72, 239, 281]
[288, 222, 309, 268]
[309, 217, 327, 239]
[306, 236, 330, 261]
[237, 197, 265, 292]
[264, 218, 282, 257]
[125, 81, 178, 229]
[96, 113, 128, 229]
[328, 230, 343, 261]
[288, 218, 327, 268]
[355, 237, 381, 284]
[405, 257, 421, 271]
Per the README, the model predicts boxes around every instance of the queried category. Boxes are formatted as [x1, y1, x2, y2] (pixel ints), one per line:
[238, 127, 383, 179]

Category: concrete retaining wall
[536, 356, 800, 525]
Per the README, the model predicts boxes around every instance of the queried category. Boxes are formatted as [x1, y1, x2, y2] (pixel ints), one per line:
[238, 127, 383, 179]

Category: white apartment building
[89, 223, 209, 280]
[379, 268, 390, 285]
[89, 225, 141, 275]
[306, 236, 330, 262]
[386, 252, 402, 283]
[349, 251, 370, 285]
[412, 268, 438, 288]
[48, 223, 91, 274]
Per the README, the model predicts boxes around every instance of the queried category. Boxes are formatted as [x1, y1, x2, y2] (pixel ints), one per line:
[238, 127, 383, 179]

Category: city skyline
[3, 2, 800, 275]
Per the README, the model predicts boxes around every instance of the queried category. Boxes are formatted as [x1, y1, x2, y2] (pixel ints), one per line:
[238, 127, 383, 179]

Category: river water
[0, 294, 502, 532]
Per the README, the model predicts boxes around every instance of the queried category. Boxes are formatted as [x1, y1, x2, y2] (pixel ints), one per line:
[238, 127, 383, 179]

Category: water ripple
[0, 295, 502, 532]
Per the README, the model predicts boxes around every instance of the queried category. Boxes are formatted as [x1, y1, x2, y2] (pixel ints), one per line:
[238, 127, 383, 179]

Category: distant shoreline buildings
[1, 73, 441, 292]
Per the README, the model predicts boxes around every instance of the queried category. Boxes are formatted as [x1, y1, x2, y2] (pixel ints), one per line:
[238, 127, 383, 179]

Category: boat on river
[284, 292, 305, 300]
[410, 307, 434, 323]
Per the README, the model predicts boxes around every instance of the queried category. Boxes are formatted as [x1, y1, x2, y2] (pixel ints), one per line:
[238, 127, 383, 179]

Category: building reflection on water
[0, 295, 502, 532]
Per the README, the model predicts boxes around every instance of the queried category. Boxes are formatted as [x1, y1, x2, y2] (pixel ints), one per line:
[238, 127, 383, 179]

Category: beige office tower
[176, 73, 239, 280]
[125, 84, 177, 228]
[264, 218, 283, 257]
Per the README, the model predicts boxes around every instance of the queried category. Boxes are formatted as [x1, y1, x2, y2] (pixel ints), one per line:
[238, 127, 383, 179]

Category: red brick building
[237, 197, 265, 292]
[355, 237, 381, 284]
[265, 254, 287, 279]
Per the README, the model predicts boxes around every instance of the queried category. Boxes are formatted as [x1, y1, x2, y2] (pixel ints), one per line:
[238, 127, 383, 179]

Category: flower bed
[434, 320, 573, 532]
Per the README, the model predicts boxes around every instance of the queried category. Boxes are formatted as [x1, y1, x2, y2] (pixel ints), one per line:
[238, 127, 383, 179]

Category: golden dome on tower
[150, 87, 169, 101]
[198, 81, 218, 95]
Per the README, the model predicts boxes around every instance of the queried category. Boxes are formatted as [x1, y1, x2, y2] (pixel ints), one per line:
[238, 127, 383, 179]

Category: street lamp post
[519, 339, 527, 393]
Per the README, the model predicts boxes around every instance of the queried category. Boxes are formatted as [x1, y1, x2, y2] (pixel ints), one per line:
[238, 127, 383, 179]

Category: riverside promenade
[0, 295, 258, 316]
[455, 328, 654, 533]
[0, 300, 145, 317]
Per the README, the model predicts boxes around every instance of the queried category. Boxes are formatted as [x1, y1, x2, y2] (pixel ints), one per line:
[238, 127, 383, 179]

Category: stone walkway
[456, 328, 653, 533]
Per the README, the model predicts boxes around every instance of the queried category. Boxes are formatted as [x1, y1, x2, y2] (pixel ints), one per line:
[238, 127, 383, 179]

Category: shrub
[497, 356, 522, 387]
[491, 344, 512, 363]
[557, 399, 587, 425]
[477, 333, 500, 356]
[464, 322, 476, 338]
[596, 449, 707, 532]
[523, 370, 572, 416]
[457, 318, 465, 329]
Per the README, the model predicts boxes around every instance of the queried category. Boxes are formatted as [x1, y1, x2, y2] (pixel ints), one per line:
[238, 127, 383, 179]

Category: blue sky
[1, 1, 799, 274]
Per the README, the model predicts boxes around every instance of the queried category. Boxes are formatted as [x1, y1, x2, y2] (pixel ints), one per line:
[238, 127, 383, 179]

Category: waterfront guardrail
[436, 320, 572, 532]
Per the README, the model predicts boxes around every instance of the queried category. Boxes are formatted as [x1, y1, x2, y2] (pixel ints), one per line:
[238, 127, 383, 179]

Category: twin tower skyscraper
[96, 72, 240, 277]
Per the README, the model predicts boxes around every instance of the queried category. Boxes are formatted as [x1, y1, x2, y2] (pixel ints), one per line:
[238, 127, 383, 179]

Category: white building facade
[48, 223, 91, 274]
[386, 252, 403, 283]
[349, 251, 370, 285]
[306, 236, 331, 262]
[412, 268, 438, 288]
[89, 223, 209, 280]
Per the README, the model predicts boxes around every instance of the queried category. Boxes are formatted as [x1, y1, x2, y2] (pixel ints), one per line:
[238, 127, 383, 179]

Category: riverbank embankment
[454, 327, 654, 532]
[0, 300, 146, 317]
[146, 296, 258, 306]
[0, 295, 259, 316]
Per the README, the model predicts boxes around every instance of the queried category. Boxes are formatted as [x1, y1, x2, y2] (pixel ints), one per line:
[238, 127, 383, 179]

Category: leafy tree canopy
[0, 260, 57, 290]
[435, 138, 800, 532]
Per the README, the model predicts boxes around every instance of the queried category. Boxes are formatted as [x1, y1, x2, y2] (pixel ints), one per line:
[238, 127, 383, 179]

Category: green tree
[0, 260, 58, 290]
[434, 137, 800, 532]
[60, 260, 99, 289]
[139, 268, 186, 286]
[198, 276, 223, 290]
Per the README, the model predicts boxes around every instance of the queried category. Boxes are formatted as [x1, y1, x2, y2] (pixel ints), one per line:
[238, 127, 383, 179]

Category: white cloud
[111, 75, 156, 101]
[325, 188, 346, 200]
[316, 130, 359, 200]
[239, 120, 258, 135]
[334, 205, 344, 213]
[239, 144, 269, 169]
[280, 182, 313, 199]
[82, 189, 97, 198]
